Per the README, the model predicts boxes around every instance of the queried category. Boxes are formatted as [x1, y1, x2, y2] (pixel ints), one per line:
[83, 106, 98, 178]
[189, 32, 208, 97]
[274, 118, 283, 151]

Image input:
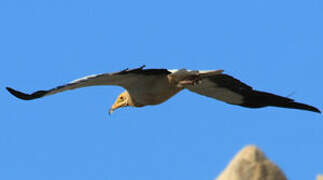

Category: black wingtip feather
[285, 102, 321, 114]
[241, 91, 321, 114]
[6, 87, 47, 100]
[265, 94, 321, 114]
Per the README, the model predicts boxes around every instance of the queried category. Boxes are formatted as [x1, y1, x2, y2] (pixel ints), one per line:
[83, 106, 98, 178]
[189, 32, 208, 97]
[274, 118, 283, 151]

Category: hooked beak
[108, 102, 127, 115]
[108, 108, 114, 115]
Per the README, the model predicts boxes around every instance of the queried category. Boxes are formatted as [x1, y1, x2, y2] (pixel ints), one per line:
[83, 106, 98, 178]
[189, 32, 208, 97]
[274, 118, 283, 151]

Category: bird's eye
[120, 97, 124, 100]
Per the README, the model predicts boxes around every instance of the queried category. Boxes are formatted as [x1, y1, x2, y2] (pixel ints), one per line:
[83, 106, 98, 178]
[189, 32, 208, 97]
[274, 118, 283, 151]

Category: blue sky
[1, 0, 322, 179]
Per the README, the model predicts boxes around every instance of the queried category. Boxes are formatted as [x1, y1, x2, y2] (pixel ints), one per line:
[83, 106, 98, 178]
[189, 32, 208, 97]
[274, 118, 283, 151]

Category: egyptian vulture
[6, 66, 320, 114]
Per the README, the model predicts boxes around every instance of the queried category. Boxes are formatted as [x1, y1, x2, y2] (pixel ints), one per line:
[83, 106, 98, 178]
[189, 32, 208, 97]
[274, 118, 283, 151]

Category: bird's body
[126, 73, 182, 106]
[6, 66, 321, 114]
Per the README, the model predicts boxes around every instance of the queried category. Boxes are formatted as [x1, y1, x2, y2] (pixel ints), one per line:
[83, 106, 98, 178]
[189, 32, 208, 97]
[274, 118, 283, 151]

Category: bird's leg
[178, 75, 201, 86]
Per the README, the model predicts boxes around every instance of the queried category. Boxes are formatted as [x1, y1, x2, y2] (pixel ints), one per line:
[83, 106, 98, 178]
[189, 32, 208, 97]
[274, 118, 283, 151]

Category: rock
[317, 175, 323, 180]
[216, 145, 287, 180]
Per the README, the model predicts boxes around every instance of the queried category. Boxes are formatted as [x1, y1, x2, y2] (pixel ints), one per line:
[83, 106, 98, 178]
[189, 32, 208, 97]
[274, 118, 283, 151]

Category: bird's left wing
[184, 72, 320, 113]
[6, 66, 171, 100]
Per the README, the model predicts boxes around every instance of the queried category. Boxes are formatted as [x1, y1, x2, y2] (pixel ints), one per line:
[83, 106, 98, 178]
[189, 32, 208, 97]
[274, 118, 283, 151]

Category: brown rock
[317, 175, 323, 180]
[216, 145, 287, 180]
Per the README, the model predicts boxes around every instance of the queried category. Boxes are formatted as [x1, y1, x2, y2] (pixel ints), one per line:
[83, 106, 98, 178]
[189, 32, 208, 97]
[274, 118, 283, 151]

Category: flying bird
[6, 66, 320, 114]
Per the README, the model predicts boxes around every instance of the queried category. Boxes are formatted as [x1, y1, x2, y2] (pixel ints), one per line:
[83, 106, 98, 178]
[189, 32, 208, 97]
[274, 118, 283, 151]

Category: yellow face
[109, 92, 129, 114]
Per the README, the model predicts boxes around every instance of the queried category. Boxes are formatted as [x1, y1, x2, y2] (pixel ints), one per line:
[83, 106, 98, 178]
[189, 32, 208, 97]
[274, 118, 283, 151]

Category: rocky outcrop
[215, 145, 287, 180]
[317, 175, 323, 180]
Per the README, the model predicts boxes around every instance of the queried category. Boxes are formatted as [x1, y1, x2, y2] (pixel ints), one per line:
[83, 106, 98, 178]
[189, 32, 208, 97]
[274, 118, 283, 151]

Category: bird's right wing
[6, 66, 171, 100]
[184, 72, 321, 113]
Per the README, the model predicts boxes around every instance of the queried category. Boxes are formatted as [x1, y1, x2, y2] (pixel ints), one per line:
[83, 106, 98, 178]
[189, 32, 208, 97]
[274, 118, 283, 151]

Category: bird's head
[109, 91, 131, 114]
